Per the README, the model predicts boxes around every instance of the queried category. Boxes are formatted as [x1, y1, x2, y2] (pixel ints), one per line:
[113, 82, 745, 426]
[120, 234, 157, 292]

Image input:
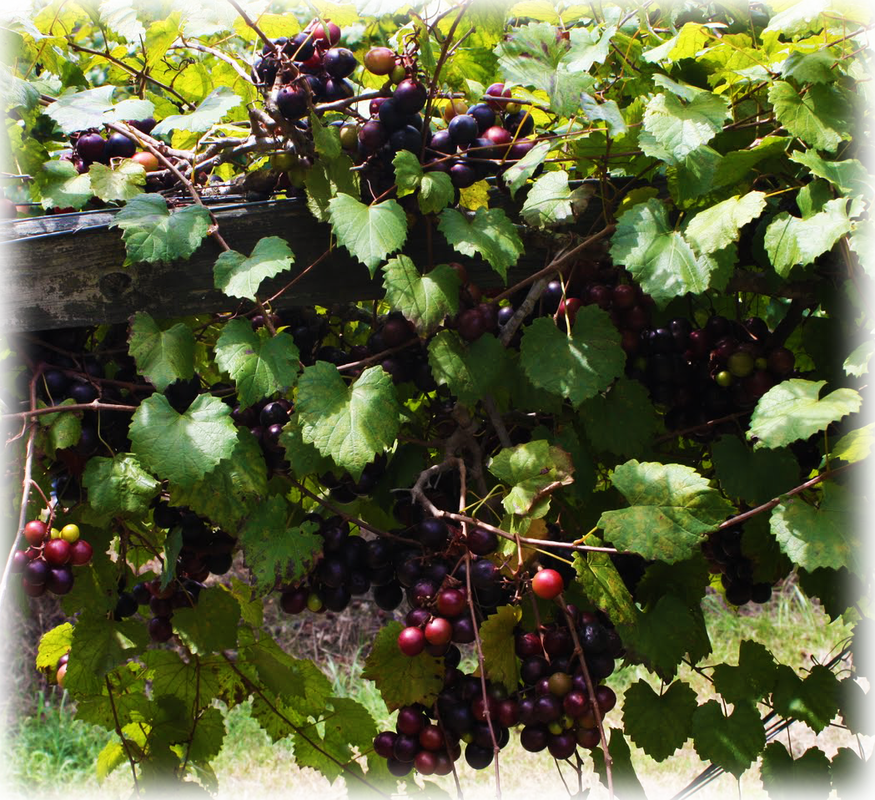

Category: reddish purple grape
[148, 616, 174, 643]
[392, 79, 427, 114]
[105, 133, 136, 159]
[76, 133, 107, 164]
[373, 730, 397, 758]
[276, 87, 309, 120]
[323, 47, 356, 78]
[398, 626, 426, 656]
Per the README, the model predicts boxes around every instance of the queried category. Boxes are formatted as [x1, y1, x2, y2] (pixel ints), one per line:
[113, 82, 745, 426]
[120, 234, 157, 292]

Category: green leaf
[186, 706, 226, 766]
[642, 91, 730, 161]
[830, 747, 875, 800]
[519, 309, 625, 407]
[238, 496, 322, 595]
[711, 435, 798, 505]
[580, 93, 626, 136]
[843, 340, 875, 377]
[82, 454, 160, 518]
[711, 640, 779, 706]
[213, 236, 295, 301]
[599, 460, 734, 562]
[565, 24, 616, 71]
[296, 364, 400, 481]
[520, 170, 592, 228]
[831, 422, 875, 464]
[685, 192, 767, 254]
[438, 207, 524, 282]
[623, 680, 697, 761]
[764, 199, 851, 277]
[362, 621, 445, 711]
[88, 160, 146, 202]
[771, 664, 841, 733]
[214, 320, 300, 408]
[502, 141, 551, 198]
[167, 428, 268, 529]
[36, 623, 73, 672]
[770, 482, 861, 575]
[789, 151, 873, 199]
[747, 379, 862, 449]
[310, 113, 341, 160]
[66, 616, 138, 696]
[96, 741, 126, 783]
[129, 393, 238, 488]
[610, 199, 713, 307]
[619, 594, 711, 680]
[572, 536, 636, 626]
[427, 331, 511, 407]
[768, 81, 852, 152]
[591, 729, 648, 800]
[692, 700, 765, 778]
[418, 171, 455, 215]
[382, 256, 460, 336]
[39, 399, 82, 456]
[151, 87, 241, 136]
[581, 377, 662, 458]
[173, 586, 241, 654]
[159, 527, 183, 591]
[392, 150, 424, 198]
[128, 312, 195, 392]
[328, 194, 407, 276]
[479, 605, 521, 694]
[761, 743, 832, 800]
[45, 85, 154, 133]
[33, 160, 92, 211]
[111, 194, 211, 265]
[305, 153, 359, 222]
[278, 417, 336, 479]
[488, 440, 574, 517]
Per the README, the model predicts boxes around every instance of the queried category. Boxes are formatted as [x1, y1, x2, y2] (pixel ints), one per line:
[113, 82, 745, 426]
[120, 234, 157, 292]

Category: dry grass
[4, 584, 872, 800]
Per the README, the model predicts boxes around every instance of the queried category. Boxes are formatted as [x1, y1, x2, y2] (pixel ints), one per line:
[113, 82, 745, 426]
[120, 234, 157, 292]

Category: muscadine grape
[520, 725, 548, 752]
[373, 731, 397, 758]
[358, 119, 387, 151]
[449, 162, 476, 189]
[419, 724, 444, 751]
[414, 749, 438, 775]
[324, 47, 357, 78]
[387, 757, 412, 776]
[465, 743, 493, 770]
[364, 47, 396, 75]
[389, 63, 406, 84]
[76, 133, 106, 164]
[547, 671, 573, 697]
[393, 79, 427, 114]
[131, 151, 160, 171]
[547, 732, 576, 759]
[595, 685, 616, 712]
[56, 661, 68, 688]
[442, 99, 467, 121]
[59, 524, 80, 543]
[504, 110, 534, 137]
[436, 588, 466, 618]
[148, 616, 173, 642]
[11, 551, 28, 574]
[69, 539, 93, 566]
[47, 567, 74, 595]
[106, 133, 136, 159]
[485, 82, 511, 110]
[43, 539, 71, 566]
[531, 568, 564, 599]
[448, 114, 478, 145]
[715, 370, 733, 387]
[398, 626, 426, 656]
[23, 520, 47, 547]
[310, 21, 341, 46]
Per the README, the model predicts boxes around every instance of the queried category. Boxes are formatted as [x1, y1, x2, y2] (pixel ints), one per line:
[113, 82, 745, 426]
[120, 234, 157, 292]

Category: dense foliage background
[1, 0, 873, 798]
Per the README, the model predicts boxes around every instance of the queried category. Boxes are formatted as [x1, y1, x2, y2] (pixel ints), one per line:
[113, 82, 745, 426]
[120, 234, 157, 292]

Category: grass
[4, 586, 870, 800]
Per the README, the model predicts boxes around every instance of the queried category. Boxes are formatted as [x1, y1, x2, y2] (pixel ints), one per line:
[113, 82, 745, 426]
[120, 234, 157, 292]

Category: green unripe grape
[547, 720, 564, 735]
[562, 714, 574, 730]
[715, 370, 733, 387]
[548, 672, 573, 697]
[727, 350, 755, 378]
[390, 63, 406, 84]
[339, 123, 359, 150]
[50, 527, 62, 539]
[272, 151, 298, 172]
[755, 356, 768, 370]
[306, 592, 323, 612]
[60, 524, 80, 543]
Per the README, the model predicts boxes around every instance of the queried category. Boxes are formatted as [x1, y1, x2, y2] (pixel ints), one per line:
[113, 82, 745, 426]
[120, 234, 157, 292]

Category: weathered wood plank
[0, 192, 608, 333]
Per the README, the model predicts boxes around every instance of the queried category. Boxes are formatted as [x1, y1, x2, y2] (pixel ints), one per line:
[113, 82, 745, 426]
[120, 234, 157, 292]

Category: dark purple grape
[10, 551, 28, 574]
[450, 162, 477, 188]
[128, 118, 156, 134]
[24, 560, 48, 585]
[262, 37, 286, 55]
[393, 79, 427, 113]
[465, 743, 494, 770]
[443, 703, 474, 736]
[466, 527, 497, 556]
[470, 558, 497, 589]
[260, 400, 291, 427]
[281, 586, 309, 614]
[373, 581, 403, 610]
[132, 582, 151, 605]
[520, 725, 548, 752]
[276, 87, 309, 120]
[520, 655, 549, 685]
[393, 733, 420, 762]
[47, 566, 74, 595]
[389, 125, 422, 152]
[418, 518, 449, 550]
[374, 730, 397, 758]
[386, 757, 412, 776]
[366, 538, 392, 569]
[284, 33, 315, 61]
[508, 139, 535, 160]
[148, 616, 174, 642]
[547, 731, 576, 759]
[534, 694, 562, 723]
[318, 557, 349, 588]
[76, 133, 106, 164]
[324, 78, 354, 102]
[320, 584, 351, 611]
[323, 47, 357, 78]
[580, 621, 609, 653]
[42, 369, 69, 396]
[378, 97, 406, 131]
[448, 114, 479, 145]
[254, 57, 279, 85]
[468, 103, 496, 132]
[114, 592, 138, 619]
[428, 129, 455, 155]
[409, 579, 439, 608]
[105, 133, 136, 159]
[206, 552, 233, 575]
[451, 615, 475, 643]
[358, 119, 388, 151]
[503, 110, 534, 137]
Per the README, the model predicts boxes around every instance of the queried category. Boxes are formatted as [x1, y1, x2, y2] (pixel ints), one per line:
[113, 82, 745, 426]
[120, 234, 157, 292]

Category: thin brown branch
[225, 0, 274, 49]
[105, 675, 141, 793]
[2, 400, 138, 421]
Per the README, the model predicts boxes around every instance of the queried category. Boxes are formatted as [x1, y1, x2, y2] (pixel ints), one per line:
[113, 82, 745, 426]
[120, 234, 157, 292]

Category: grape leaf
[36, 623, 73, 672]
[572, 535, 636, 626]
[487, 440, 574, 517]
[747, 379, 862, 449]
[598, 460, 734, 562]
[768, 81, 852, 153]
[789, 151, 873, 199]
[770, 482, 861, 575]
[151, 87, 241, 135]
[438, 207, 524, 282]
[278, 417, 336, 478]
[328, 194, 408, 276]
[66, 615, 139, 696]
[305, 153, 359, 222]
[711, 640, 779, 706]
[167, 428, 268, 529]
[642, 91, 730, 161]
[213, 236, 295, 301]
[519, 309, 625, 407]
[479, 605, 521, 695]
[111, 194, 211, 265]
[830, 422, 874, 464]
[38, 398, 81, 456]
[45, 85, 154, 133]
[619, 594, 711, 680]
[764, 199, 851, 277]
[565, 24, 616, 71]
[82, 454, 160, 518]
[685, 192, 767, 254]
[238, 496, 322, 595]
[128, 393, 238, 488]
[241, 638, 331, 714]
[502, 140, 551, 198]
[634, 556, 710, 609]
[309, 112, 341, 160]
[830, 747, 875, 800]
[96, 742, 126, 783]
[610, 198, 715, 307]
[159, 527, 182, 591]
[32, 160, 92, 211]
[520, 170, 592, 228]
[427, 331, 511, 407]
[622, 679, 697, 761]
[581, 377, 662, 458]
[760, 743, 832, 800]
[382, 256, 460, 336]
[88, 159, 145, 202]
[580, 93, 626, 136]
[771, 664, 841, 733]
[392, 150, 425, 198]
[128, 311, 195, 392]
[843, 340, 875, 377]
[590, 729, 648, 800]
[710, 434, 798, 505]
[173, 586, 241, 654]
[692, 700, 765, 778]
[186, 706, 226, 766]
[418, 171, 455, 215]
[361, 621, 445, 711]
[296, 363, 400, 481]
[214, 320, 300, 409]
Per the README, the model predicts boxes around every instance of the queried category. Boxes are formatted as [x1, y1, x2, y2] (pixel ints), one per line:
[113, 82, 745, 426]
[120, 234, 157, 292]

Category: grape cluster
[10, 520, 93, 597]
[626, 314, 796, 436]
[701, 524, 772, 606]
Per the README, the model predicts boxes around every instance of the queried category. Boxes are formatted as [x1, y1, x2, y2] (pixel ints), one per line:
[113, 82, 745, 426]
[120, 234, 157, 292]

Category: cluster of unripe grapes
[701, 524, 772, 606]
[11, 519, 93, 597]
[625, 313, 796, 435]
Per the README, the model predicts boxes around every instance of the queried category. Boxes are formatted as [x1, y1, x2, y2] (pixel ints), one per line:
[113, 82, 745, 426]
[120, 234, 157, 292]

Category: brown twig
[2, 400, 139, 421]
[225, 0, 274, 49]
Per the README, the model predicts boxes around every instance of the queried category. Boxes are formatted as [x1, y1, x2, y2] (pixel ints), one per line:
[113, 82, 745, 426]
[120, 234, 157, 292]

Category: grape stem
[105, 674, 142, 792]
[225, 0, 274, 49]
[1, 399, 139, 421]
[557, 595, 614, 800]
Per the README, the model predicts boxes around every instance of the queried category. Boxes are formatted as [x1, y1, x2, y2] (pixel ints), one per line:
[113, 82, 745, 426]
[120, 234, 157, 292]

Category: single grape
[398, 626, 426, 656]
[531, 568, 564, 599]
[364, 47, 396, 75]
[392, 79, 427, 114]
